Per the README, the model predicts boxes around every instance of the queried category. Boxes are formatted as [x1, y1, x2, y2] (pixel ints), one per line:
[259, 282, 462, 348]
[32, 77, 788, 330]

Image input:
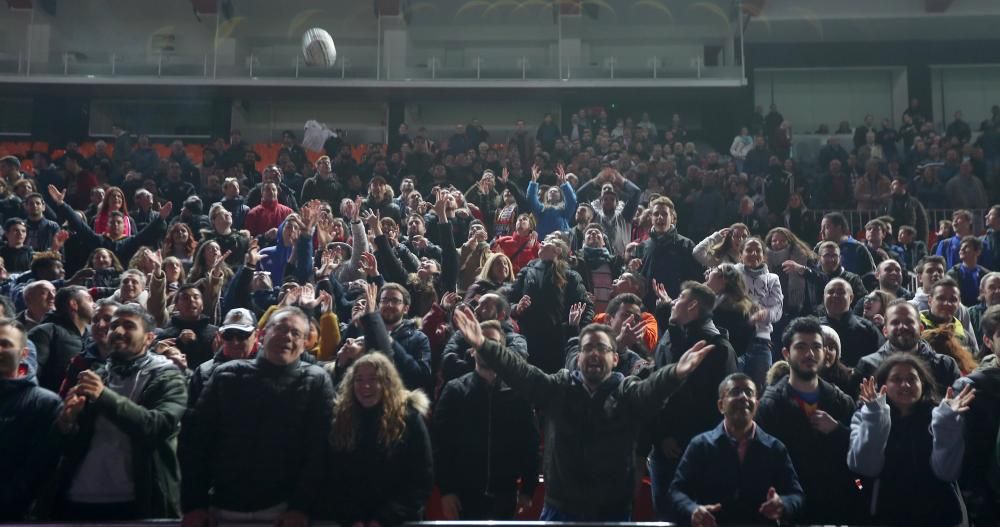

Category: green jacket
[475, 338, 682, 519]
[53, 352, 188, 519]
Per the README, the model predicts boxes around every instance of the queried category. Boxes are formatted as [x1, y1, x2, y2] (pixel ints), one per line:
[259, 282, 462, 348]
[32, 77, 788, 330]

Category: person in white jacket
[692, 223, 749, 268]
[730, 127, 754, 173]
[848, 355, 973, 526]
[735, 237, 783, 388]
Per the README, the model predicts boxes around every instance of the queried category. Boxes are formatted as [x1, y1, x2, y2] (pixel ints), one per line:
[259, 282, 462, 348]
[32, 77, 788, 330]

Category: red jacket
[491, 231, 539, 273]
[244, 200, 293, 237]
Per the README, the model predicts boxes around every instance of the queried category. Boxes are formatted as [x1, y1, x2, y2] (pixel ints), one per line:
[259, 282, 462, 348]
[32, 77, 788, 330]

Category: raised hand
[675, 340, 716, 380]
[245, 238, 261, 267]
[452, 304, 484, 349]
[500, 167, 510, 183]
[158, 201, 174, 220]
[440, 291, 460, 312]
[943, 384, 976, 414]
[617, 314, 646, 348]
[555, 164, 567, 184]
[361, 209, 382, 235]
[530, 164, 541, 182]
[628, 258, 643, 272]
[781, 260, 806, 276]
[568, 302, 586, 327]
[858, 376, 887, 406]
[652, 279, 672, 306]
[758, 487, 784, 521]
[318, 290, 333, 313]
[359, 251, 379, 277]
[47, 184, 66, 206]
[363, 282, 379, 314]
[434, 192, 450, 223]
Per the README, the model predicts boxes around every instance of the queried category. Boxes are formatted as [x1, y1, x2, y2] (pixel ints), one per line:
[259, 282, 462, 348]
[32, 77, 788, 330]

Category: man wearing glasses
[179, 306, 334, 527]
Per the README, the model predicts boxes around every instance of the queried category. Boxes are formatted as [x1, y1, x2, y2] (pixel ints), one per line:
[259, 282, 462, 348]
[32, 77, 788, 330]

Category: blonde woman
[326, 353, 432, 526]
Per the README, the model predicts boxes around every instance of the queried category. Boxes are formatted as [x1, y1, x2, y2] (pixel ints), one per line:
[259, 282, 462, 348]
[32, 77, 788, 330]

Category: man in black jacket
[441, 293, 528, 382]
[180, 306, 334, 526]
[28, 285, 93, 392]
[649, 282, 738, 521]
[797, 241, 868, 312]
[434, 320, 540, 520]
[156, 285, 219, 371]
[453, 305, 714, 521]
[52, 304, 187, 520]
[819, 278, 883, 368]
[755, 316, 863, 524]
[954, 305, 1000, 524]
[637, 196, 703, 309]
[187, 308, 256, 405]
[565, 293, 651, 377]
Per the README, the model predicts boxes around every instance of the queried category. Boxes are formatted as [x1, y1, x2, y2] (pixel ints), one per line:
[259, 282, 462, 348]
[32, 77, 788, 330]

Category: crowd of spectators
[3, 103, 1000, 527]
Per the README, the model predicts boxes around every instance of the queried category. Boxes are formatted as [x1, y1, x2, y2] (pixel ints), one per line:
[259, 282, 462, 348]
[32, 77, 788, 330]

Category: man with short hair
[886, 177, 929, 243]
[818, 212, 876, 277]
[969, 272, 1000, 343]
[853, 300, 961, 397]
[980, 205, 1000, 271]
[873, 258, 913, 300]
[28, 285, 93, 392]
[59, 299, 120, 398]
[156, 285, 219, 371]
[798, 241, 868, 311]
[937, 209, 975, 269]
[180, 306, 334, 526]
[669, 373, 804, 526]
[22, 192, 60, 252]
[820, 278, 884, 369]
[648, 282, 738, 520]
[18, 279, 55, 331]
[576, 168, 642, 256]
[947, 235, 990, 307]
[566, 293, 653, 377]
[246, 165, 299, 210]
[441, 293, 527, 382]
[244, 182, 294, 238]
[893, 224, 927, 272]
[637, 196, 702, 308]
[52, 305, 187, 520]
[920, 277, 980, 355]
[0, 318, 63, 520]
[434, 320, 540, 520]
[453, 306, 714, 521]
[755, 317, 862, 523]
[188, 308, 257, 406]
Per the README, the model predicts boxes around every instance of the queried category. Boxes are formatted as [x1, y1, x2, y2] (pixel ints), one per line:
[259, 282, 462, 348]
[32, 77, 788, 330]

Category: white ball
[302, 28, 337, 67]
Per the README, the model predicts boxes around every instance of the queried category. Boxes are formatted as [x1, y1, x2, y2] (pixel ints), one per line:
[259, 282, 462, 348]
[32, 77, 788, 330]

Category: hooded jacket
[244, 199, 293, 237]
[53, 352, 187, 519]
[259, 218, 314, 286]
[0, 371, 62, 520]
[735, 263, 783, 339]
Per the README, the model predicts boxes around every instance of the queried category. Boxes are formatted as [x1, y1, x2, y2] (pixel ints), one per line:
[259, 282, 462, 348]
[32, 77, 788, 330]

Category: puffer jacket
[28, 311, 89, 393]
[180, 356, 334, 516]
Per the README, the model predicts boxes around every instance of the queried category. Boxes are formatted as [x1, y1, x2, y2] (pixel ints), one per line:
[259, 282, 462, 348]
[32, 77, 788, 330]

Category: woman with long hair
[693, 223, 749, 267]
[766, 227, 818, 316]
[526, 164, 577, 240]
[861, 290, 895, 330]
[849, 354, 973, 526]
[704, 263, 756, 357]
[92, 186, 134, 237]
[507, 236, 593, 373]
[466, 251, 514, 299]
[492, 213, 539, 274]
[734, 237, 783, 389]
[922, 325, 978, 376]
[163, 222, 197, 266]
[328, 353, 433, 527]
[86, 247, 124, 288]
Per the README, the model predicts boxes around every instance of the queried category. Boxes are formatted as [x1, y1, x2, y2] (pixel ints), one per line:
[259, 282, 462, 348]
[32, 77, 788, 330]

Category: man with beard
[453, 305, 714, 521]
[156, 285, 219, 371]
[51, 305, 187, 520]
[648, 282, 738, 521]
[180, 306, 332, 527]
[29, 286, 94, 392]
[853, 300, 961, 398]
[669, 373, 804, 526]
[754, 317, 862, 524]
[58, 299, 120, 398]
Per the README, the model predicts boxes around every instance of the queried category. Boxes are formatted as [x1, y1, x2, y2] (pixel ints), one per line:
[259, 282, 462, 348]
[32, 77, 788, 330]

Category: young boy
[947, 235, 990, 307]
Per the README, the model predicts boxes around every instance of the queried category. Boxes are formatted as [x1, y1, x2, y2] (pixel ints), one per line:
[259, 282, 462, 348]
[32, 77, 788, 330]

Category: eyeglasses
[581, 343, 614, 354]
[379, 297, 405, 306]
[222, 331, 252, 341]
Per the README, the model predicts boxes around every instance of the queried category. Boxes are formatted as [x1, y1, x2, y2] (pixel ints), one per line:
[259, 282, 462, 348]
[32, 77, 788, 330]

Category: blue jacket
[837, 236, 876, 277]
[936, 233, 964, 269]
[258, 218, 314, 286]
[527, 181, 576, 239]
[669, 422, 804, 526]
